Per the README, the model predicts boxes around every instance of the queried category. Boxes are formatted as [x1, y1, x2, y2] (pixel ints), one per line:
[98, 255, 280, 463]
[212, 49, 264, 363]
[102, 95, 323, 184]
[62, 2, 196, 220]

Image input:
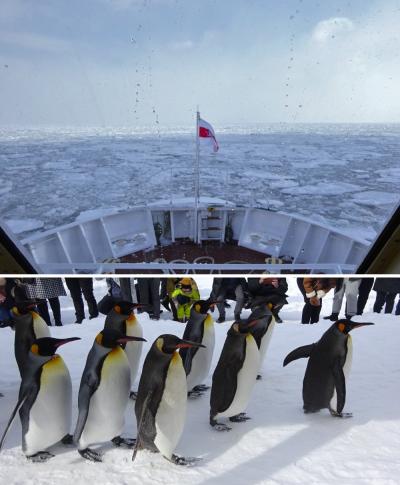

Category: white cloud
[312, 17, 354, 43]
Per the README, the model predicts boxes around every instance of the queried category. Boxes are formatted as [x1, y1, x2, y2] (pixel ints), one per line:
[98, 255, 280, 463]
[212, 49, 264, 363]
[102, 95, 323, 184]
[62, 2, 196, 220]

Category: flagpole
[195, 108, 200, 243]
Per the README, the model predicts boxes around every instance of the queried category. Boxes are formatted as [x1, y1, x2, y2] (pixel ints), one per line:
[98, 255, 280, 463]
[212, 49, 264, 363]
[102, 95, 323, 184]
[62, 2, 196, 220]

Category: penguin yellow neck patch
[95, 333, 103, 345]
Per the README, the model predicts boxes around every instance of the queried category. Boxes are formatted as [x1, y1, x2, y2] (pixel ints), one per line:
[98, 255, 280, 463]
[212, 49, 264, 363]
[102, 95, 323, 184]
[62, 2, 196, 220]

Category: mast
[194, 109, 200, 243]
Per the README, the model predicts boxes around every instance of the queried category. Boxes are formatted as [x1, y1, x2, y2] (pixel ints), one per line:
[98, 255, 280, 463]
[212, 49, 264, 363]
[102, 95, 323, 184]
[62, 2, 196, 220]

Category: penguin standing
[283, 319, 374, 417]
[210, 319, 260, 431]
[133, 334, 204, 465]
[103, 301, 143, 397]
[180, 299, 216, 397]
[11, 285, 50, 377]
[0, 337, 80, 462]
[73, 328, 146, 462]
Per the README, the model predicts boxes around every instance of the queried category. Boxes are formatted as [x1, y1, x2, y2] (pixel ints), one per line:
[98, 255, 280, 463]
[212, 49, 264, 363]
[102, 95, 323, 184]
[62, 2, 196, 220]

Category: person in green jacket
[171, 278, 200, 322]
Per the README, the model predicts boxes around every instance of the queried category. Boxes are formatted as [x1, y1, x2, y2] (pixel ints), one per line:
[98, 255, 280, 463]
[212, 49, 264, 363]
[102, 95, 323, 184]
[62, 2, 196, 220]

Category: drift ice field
[0, 278, 399, 484]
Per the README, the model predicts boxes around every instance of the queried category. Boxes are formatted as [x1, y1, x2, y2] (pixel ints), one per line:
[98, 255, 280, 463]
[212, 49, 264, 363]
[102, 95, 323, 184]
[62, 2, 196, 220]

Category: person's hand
[309, 296, 320, 306]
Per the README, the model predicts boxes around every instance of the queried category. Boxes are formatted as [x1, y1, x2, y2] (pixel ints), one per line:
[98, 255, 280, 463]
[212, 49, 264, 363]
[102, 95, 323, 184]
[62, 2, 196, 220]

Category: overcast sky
[1, 0, 400, 127]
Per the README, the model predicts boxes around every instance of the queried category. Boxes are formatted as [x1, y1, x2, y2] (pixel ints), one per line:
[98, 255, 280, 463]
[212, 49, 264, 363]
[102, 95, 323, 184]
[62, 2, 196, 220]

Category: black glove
[177, 294, 191, 305]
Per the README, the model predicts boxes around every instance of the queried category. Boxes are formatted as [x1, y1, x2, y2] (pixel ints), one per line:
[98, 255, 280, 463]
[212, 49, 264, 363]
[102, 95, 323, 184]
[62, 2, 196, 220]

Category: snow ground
[0, 277, 399, 485]
[1, 124, 400, 241]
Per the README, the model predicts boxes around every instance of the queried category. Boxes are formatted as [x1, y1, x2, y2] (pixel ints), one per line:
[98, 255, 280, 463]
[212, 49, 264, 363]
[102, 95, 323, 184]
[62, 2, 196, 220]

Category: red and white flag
[198, 117, 219, 152]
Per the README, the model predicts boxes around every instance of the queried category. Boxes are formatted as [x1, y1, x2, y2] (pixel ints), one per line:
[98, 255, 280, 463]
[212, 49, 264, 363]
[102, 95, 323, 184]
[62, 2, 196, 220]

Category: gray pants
[217, 285, 245, 320]
[332, 279, 361, 317]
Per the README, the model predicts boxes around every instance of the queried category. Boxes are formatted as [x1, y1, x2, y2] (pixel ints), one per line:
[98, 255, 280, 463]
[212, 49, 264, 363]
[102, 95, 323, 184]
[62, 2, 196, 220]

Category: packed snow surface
[0, 277, 399, 484]
[1, 124, 399, 241]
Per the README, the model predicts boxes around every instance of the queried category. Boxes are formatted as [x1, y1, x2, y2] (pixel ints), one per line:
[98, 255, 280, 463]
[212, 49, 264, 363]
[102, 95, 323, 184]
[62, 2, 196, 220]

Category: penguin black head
[30, 337, 81, 357]
[334, 319, 374, 334]
[233, 318, 261, 334]
[155, 334, 206, 354]
[192, 299, 217, 315]
[11, 285, 38, 314]
[96, 328, 146, 348]
[113, 301, 142, 316]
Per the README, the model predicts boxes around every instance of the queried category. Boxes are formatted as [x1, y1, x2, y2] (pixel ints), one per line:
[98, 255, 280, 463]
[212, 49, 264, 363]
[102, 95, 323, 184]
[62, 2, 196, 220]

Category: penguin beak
[349, 321, 374, 331]
[53, 337, 81, 348]
[176, 339, 206, 349]
[247, 319, 259, 328]
[117, 336, 147, 344]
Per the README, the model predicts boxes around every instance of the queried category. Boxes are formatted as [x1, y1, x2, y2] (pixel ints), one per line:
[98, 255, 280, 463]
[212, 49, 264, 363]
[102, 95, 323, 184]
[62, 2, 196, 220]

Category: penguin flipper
[332, 359, 346, 414]
[283, 344, 315, 367]
[73, 370, 100, 444]
[0, 394, 28, 451]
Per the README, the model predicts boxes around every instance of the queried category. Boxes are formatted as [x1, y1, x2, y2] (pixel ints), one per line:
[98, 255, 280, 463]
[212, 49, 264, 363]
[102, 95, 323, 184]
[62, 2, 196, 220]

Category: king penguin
[133, 334, 205, 465]
[246, 304, 276, 379]
[0, 336, 80, 462]
[11, 285, 50, 377]
[73, 328, 146, 462]
[210, 318, 260, 431]
[283, 319, 374, 417]
[180, 299, 216, 397]
[103, 300, 144, 398]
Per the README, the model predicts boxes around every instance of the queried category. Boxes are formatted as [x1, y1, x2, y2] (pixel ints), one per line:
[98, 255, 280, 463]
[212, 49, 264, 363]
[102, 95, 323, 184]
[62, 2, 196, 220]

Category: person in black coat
[209, 278, 247, 323]
[0, 278, 16, 326]
[247, 276, 288, 323]
[357, 278, 374, 315]
[373, 278, 400, 314]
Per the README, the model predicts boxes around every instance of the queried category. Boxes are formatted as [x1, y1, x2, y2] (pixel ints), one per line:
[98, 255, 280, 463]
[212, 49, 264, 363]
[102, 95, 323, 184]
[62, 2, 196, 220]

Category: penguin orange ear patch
[114, 305, 121, 314]
[338, 323, 345, 332]
[195, 304, 200, 312]
[95, 333, 103, 345]
[31, 344, 39, 354]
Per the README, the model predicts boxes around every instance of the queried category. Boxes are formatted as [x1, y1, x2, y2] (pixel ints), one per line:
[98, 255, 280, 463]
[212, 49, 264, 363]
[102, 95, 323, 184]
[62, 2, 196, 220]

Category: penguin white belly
[218, 335, 260, 418]
[186, 324, 215, 391]
[79, 348, 130, 449]
[32, 312, 50, 338]
[258, 320, 275, 372]
[330, 336, 353, 411]
[24, 356, 72, 456]
[154, 352, 187, 460]
[125, 321, 143, 386]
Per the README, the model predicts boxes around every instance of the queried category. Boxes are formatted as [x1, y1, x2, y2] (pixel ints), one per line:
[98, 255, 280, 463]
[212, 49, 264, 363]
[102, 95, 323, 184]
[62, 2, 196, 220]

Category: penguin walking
[11, 285, 50, 377]
[133, 334, 205, 465]
[180, 299, 216, 397]
[73, 328, 146, 462]
[283, 319, 374, 417]
[0, 337, 80, 462]
[103, 300, 144, 398]
[246, 305, 276, 380]
[210, 319, 260, 431]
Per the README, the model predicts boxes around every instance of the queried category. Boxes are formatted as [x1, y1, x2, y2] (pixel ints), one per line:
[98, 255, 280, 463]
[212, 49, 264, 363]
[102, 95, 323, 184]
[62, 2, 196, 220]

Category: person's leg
[234, 285, 245, 321]
[330, 284, 344, 318]
[357, 278, 374, 315]
[80, 278, 98, 318]
[216, 288, 227, 322]
[149, 279, 160, 319]
[137, 279, 151, 314]
[384, 293, 396, 314]
[37, 300, 52, 326]
[373, 291, 385, 313]
[119, 278, 133, 303]
[395, 297, 400, 316]
[310, 302, 322, 324]
[344, 280, 360, 317]
[65, 278, 85, 323]
[48, 297, 62, 326]
[297, 279, 310, 323]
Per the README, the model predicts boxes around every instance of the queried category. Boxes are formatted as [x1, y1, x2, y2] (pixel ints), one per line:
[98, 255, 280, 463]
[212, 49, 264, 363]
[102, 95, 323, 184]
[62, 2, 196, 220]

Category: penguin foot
[229, 413, 250, 423]
[171, 454, 202, 466]
[27, 451, 55, 463]
[330, 410, 353, 418]
[188, 390, 204, 399]
[79, 448, 102, 462]
[193, 384, 210, 392]
[256, 374, 262, 380]
[112, 436, 136, 448]
[61, 433, 74, 445]
[129, 391, 138, 400]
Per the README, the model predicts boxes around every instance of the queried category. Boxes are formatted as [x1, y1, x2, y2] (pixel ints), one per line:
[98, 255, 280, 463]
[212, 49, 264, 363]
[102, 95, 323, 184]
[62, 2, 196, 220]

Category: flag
[198, 117, 219, 152]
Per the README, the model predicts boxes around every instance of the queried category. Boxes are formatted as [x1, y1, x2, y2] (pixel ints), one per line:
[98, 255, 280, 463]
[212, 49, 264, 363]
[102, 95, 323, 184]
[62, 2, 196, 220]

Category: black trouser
[373, 291, 397, 314]
[137, 278, 160, 318]
[297, 279, 321, 324]
[215, 285, 245, 320]
[357, 278, 374, 315]
[37, 298, 62, 326]
[65, 278, 98, 320]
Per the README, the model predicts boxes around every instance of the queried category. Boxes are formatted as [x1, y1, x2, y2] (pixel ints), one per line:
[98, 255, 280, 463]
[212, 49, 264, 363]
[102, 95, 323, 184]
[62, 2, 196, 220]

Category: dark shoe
[323, 313, 338, 321]
[150, 315, 159, 321]
[89, 313, 99, 320]
[55, 322, 63, 327]
[217, 316, 225, 323]
[75, 319, 84, 324]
